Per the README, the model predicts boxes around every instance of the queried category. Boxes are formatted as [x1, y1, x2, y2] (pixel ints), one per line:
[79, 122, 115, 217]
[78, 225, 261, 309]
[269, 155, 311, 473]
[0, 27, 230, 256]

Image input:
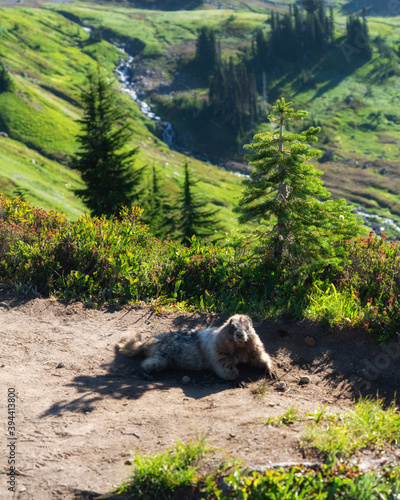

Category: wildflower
[363, 322, 369, 330]
[381, 232, 386, 241]
[374, 306, 379, 315]
[376, 274, 382, 283]
[353, 290, 359, 299]
[339, 215, 345, 222]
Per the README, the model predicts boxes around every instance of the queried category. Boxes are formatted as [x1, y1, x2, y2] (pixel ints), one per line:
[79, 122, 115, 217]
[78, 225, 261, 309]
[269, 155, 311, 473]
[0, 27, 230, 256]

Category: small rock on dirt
[304, 336, 317, 347]
[56, 362, 65, 369]
[275, 381, 286, 391]
[299, 375, 310, 385]
[182, 376, 191, 384]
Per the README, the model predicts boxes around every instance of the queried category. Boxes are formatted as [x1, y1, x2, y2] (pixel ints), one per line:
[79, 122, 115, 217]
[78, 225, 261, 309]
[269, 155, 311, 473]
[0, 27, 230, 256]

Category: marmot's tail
[118, 332, 153, 357]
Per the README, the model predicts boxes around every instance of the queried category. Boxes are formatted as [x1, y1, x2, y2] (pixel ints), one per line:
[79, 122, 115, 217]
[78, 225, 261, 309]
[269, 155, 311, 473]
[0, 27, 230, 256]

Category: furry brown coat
[118, 314, 274, 381]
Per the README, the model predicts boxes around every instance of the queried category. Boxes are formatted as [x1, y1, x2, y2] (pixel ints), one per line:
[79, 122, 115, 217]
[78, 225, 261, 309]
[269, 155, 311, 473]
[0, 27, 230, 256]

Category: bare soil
[1, 291, 399, 499]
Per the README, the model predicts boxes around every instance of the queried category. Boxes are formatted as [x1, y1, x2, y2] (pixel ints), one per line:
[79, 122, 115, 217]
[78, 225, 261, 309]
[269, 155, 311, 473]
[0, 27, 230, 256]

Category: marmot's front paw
[233, 379, 248, 389]
[268, 369, 278, 380]
[141, 371, 154, 381]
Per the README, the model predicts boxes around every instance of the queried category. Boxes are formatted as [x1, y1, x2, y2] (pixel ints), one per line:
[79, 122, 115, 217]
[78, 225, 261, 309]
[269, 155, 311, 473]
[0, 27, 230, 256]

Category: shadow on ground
[40, 311, 400, 419]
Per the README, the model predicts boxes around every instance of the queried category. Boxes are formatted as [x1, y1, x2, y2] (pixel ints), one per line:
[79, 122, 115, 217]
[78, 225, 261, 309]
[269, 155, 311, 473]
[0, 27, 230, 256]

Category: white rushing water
[354, 208, 400, 236]
[115, 55, 176, 148]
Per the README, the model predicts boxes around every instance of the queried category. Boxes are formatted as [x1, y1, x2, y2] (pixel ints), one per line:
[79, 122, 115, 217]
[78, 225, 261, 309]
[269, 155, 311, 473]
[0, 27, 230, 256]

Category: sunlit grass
[302, 398, 400, 459]
[116, 435, 212, 499]
[110, 434, 400, 499]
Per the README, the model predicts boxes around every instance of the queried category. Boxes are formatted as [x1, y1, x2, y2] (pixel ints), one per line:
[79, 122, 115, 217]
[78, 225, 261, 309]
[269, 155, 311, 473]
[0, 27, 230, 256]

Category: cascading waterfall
[115, 54, 176, 148]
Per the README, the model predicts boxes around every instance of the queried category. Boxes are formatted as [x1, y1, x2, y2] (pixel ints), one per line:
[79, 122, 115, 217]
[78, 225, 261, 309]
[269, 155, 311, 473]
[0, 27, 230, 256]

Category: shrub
[1, 194, 399, 340]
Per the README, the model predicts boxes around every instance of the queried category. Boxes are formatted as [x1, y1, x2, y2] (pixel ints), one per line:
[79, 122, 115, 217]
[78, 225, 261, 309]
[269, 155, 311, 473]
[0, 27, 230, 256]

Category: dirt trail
[0, 291, 399, 499]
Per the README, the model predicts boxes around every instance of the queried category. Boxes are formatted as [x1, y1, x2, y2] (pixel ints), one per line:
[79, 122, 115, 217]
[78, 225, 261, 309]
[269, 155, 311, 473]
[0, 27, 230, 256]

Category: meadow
[0, 2, 399, 230]
[1, 3, 400, 496]
[0, 6, 243, 228]
[44, 1, 400, 234]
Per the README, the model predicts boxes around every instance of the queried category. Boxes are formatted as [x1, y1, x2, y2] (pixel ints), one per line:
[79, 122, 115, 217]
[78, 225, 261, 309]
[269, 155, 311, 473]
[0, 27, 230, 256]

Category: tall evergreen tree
[346, 13, 372, 59]
[236, 98, 360, 271]
[70, 66, 144, 218]
[177, 162, 223, 246]
[142, 165, 176, 239]
[209, 60, 253, 136]
[195, 26, 218, 74]
[254, 27, 268, 68]
[301, 0, 319, 14]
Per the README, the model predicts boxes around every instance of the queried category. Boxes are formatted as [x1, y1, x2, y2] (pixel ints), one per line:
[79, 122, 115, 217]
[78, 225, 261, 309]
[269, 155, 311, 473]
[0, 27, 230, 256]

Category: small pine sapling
[236, 97, 360, 273]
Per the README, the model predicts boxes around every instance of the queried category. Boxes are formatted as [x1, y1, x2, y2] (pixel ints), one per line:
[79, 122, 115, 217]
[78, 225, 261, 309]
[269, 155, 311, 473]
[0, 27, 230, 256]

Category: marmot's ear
[227, 318, 236, 336]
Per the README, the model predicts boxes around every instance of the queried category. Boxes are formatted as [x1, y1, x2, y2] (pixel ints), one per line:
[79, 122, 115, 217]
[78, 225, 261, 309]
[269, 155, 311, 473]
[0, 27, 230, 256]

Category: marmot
[117, 314, 274, 381]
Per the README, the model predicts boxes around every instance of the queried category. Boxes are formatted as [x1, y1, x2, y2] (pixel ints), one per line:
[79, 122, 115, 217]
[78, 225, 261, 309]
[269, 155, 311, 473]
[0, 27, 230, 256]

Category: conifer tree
[142, 165, 176, 239]
[236, 98, 360, 271]
[70, 66, 144, 218]
[195, 26, 218, 74]
[177, 162, 223, 246]
[301, 0, 319, 14]
[346, 13, 372, 59]
[0, 60, 13, 92]
[254, 27, 267, 68]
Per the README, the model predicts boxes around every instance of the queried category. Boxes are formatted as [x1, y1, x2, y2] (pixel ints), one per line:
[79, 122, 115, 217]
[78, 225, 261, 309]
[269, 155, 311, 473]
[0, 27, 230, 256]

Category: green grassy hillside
[0, 6, 242, 227]
[0, 1, 399, 234]
[45, 1, 400, 234]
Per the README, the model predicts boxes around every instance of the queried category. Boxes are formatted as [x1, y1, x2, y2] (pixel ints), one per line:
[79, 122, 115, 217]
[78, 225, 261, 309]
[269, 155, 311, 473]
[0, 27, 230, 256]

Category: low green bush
[1, 194, 400, 340]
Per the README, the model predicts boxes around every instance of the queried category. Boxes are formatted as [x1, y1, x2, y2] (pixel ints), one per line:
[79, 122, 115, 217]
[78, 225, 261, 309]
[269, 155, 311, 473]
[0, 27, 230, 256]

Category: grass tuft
[116, 435, 210, 499]
[302, 398, 400, 460]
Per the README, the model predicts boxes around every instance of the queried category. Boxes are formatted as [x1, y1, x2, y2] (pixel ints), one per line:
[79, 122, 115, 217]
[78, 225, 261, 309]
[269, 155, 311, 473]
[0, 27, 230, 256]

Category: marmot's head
[226, 314, 254, 346]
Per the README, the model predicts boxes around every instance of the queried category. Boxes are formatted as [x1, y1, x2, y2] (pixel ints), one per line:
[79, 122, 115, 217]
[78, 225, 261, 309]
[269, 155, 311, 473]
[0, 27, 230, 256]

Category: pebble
[56, 362, 65, 369]
[299, 375, 310, 385]
[269, 402, 276, 407]
[182, 376, 191, 384]
[275, 381, 286, 391]
[304, 336, 317, 347]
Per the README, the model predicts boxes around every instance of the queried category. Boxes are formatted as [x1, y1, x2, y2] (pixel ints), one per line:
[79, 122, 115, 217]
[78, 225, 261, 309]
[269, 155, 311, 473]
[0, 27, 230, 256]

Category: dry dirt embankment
[1, 291, 399, 499]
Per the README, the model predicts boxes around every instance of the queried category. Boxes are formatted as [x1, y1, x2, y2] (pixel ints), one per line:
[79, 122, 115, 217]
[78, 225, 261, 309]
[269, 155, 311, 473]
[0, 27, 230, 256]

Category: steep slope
[0, 6, 242, 228]
[50, 1, 400, 235]
[1, 2, 399, 235]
